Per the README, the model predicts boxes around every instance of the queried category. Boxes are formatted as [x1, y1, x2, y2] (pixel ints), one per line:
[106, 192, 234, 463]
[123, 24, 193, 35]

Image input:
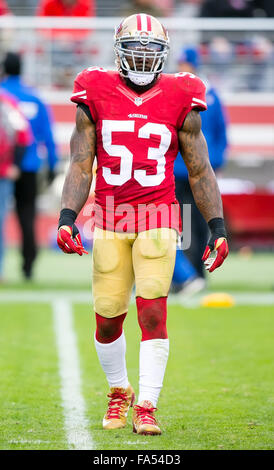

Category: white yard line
[0, 291, 91, 303]
[52, 299, 93, 450]
[0, 290, 274, 306]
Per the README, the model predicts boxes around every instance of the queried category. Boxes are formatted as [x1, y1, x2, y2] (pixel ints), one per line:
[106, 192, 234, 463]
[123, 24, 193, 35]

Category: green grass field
[0, 249, 274, 450]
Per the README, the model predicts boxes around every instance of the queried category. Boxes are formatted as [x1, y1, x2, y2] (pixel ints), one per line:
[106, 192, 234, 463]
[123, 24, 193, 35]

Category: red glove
[57, 208, 88, 256]
[202, 218, 229, 273]
[202, 237, 229, 273]
[57, 224, 88, 255]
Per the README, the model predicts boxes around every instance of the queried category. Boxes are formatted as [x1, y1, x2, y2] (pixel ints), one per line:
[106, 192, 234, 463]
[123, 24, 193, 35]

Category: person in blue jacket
[1, 52, 59, 279]
[173, 46, 228, 295]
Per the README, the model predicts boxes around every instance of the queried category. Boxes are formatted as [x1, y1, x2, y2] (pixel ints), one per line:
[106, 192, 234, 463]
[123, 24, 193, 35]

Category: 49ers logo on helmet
[116, 21, 123, 35]
[139, 31, 150, 45]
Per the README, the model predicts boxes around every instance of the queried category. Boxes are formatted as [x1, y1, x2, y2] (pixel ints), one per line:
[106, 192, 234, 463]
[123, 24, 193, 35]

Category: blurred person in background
[36, 0, 96, 87]
[0, 1, 12, 50]
[0, 88, 31, 282]
[200, 0, 274, 17]
[172, 46, 228, 295]
[248, 36, 273, 91]
[36, 0, 95, 38]
[200, 0, 254, 17]
[1, 52, 59, 280]
[207, 36, 234, 89]
[120, 0, 165, 17]
[0, 0, 11, 16]
[261, 0, 274, 16]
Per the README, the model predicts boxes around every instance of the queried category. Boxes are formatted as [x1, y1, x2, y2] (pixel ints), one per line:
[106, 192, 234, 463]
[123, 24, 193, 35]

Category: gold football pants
[92, 227, 177, 318]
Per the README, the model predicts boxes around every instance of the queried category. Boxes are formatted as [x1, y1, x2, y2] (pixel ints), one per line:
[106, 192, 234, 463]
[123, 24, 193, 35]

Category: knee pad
[136, 277, 166, 299]
[94, 295, 125, 318]
[95, 312, 127, 344]
[136, 297, 168, 341]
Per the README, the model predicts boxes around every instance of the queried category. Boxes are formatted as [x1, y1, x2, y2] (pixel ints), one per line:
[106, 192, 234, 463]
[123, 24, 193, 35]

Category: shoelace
[106, 391, 129, 420]
[135, 405, 158, 425]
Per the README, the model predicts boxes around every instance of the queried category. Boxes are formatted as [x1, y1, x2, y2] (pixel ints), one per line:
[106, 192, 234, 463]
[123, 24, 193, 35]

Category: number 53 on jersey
[102, 119, 172, 188]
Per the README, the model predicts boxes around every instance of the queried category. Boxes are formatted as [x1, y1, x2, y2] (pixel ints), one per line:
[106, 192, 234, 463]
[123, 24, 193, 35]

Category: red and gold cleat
[103, 384, 135, 430]
[132, 400, 161, 435]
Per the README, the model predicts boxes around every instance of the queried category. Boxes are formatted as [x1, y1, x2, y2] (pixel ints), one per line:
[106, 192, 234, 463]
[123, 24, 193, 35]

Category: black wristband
[208, 217, 227, 237]
[58, 208, 77, 229]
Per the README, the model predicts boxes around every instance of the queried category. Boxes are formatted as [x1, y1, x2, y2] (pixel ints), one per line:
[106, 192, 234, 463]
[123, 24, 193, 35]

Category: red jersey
[37, 0, 93, 16]
[36, 0, 95, 39]
[0, 0, 10, 16]
[71, 68, 207, 233]
[0, 90, 32, 178]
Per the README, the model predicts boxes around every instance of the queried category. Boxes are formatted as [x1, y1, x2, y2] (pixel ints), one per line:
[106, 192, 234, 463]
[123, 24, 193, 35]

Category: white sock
[138, 338, 169, 407]
[94, 331, 129, 389]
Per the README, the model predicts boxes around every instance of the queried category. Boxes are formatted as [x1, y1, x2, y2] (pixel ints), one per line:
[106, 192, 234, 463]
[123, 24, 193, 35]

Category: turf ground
[0, 249, 274, 450]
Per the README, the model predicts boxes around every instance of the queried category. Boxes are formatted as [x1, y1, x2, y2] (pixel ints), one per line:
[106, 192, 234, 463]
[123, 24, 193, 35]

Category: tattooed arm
[57, 107, 96, 255]
[178, 109, 223, 222]
[178, 109, 228, 272]
[61, 106, 96, 213]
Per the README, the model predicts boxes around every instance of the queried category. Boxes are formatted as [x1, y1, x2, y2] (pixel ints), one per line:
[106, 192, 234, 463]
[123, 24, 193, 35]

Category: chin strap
[127, 71, 155, 86]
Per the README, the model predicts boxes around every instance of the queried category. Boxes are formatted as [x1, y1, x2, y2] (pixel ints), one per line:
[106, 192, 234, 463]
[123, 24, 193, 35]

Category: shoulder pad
[73, 67, 114, 92]
[71, 68, 118, 108]
[174, 72, 207, 111]
[174, 72, 206, 95]
[75, 66, 108, 84]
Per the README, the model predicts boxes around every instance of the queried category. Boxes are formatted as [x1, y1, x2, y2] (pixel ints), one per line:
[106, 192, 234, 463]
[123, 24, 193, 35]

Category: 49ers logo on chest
[134, 97, 143, 106]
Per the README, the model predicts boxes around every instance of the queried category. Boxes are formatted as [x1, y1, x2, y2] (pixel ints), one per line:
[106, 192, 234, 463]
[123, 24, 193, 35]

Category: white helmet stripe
[140, 13, 148, 32]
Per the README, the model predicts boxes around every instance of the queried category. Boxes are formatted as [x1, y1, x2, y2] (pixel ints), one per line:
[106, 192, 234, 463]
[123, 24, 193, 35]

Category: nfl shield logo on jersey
[134, 97, 143, 106]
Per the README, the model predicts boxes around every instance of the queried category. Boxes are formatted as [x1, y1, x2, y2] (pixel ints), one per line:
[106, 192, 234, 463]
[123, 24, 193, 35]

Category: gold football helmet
[114, 14, 169, 86]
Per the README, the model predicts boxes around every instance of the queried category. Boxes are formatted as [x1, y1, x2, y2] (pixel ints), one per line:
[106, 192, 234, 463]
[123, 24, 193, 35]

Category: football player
[57, 14, 229, 435]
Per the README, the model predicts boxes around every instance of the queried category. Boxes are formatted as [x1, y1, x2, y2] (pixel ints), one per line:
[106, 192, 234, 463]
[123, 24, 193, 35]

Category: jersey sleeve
[175, 73, 207, 129]
[189, 76, 207, 112]
[70, 69, 97, 122]
[71, 70, 89, 105]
